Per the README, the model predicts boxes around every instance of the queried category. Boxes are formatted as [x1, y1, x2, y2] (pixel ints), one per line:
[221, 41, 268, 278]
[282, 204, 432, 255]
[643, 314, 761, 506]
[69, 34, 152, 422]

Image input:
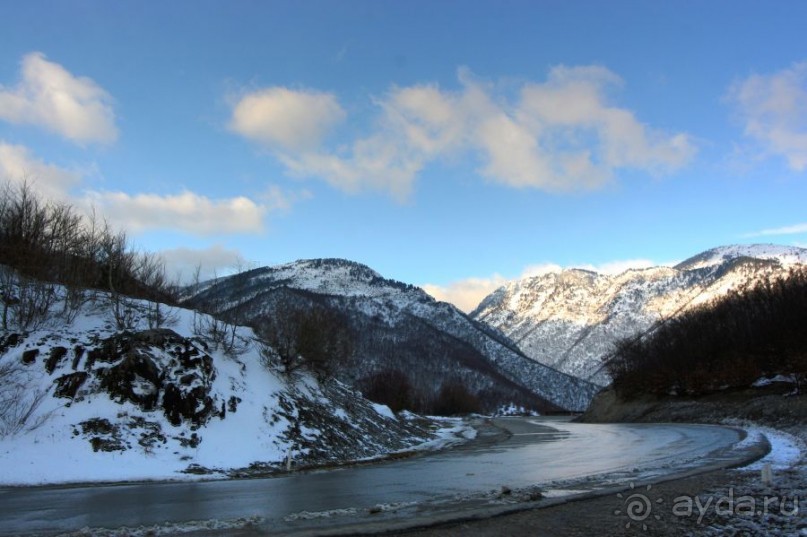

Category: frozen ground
[682, 421, 806, 537]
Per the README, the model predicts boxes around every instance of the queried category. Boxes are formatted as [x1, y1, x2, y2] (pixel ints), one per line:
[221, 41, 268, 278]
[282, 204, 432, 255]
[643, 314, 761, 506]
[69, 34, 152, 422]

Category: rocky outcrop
[90, 329, 218, 427]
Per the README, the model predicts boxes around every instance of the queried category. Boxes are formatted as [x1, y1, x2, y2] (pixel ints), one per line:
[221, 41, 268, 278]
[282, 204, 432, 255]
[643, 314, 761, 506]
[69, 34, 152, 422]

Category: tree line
[606, 267, 807, 398]
[0, 182, 177, 330]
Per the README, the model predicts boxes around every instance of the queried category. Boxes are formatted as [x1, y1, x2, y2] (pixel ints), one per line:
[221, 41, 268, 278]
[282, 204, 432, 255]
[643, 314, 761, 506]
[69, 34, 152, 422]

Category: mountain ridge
[186, 258, 600, 412]
[471, 244, 807, 386]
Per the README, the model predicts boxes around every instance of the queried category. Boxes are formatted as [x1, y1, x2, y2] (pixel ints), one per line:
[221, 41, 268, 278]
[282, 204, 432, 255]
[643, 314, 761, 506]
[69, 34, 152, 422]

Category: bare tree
[0, 181, 179, 330]
[258, 305, 353, 380]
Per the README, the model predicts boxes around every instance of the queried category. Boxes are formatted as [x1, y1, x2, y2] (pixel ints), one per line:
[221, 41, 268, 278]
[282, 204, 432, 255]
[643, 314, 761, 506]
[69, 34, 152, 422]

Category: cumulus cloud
[83, 190, 267, 236]
[422, 264, 561, 313]
[519, 263, 564, 278]
[727, 62, 807, 171]
[0, 141, 294, 238]
[159, 244, 249, 283]
[229, 87, 345, 151]
[0, 141, 81, 200]
[0, 52, 118, 145]
[422, 274, 508, 314]
[232, 66, 696, 199]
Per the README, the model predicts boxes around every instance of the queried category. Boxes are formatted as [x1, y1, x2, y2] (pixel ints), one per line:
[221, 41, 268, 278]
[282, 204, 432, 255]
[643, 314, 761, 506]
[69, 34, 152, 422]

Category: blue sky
[1, 1, 806, 310]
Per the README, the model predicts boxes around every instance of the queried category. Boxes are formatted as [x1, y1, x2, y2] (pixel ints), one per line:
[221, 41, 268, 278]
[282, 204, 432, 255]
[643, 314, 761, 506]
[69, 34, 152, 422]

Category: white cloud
[0, 141, 81, 200]
[745, 222, 807, 237]
[0, 52, 118, 145]
[159, 244, 249, 283]
[422, 274, 508, 313]
[279, 135, 427, 201]
[233, 66, 696, 199]
[83, 190, 267, 236]
[0, 142, 298, 239]
[727, 62, 807, 171]
[519, 263, 564, 278]
[259, 184, 312, 213]
[229, 87, 345, 151]
[512, 65, 696, 189]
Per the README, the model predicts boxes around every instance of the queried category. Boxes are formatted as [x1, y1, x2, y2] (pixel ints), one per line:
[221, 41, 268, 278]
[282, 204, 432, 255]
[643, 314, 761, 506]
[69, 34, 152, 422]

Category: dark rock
[0, 333, 22, 352]
[21, 348, 39, 364]
[45, 346, 68, 374]
[132, 419, 166, 449]
[80, 417, 115, 435]
[71, 345, 84, 369]
[527, 490, 543, 501]
[79, 417, 127, 451]
[79, 330, 220, 427]
[54, 371, 88, 398]
[134, 328, 176, 347]
[99, 352, 161, 410]
[175, 431, 201, 448]
[89, 436, 126, 452]
[162, 383, 214, 426]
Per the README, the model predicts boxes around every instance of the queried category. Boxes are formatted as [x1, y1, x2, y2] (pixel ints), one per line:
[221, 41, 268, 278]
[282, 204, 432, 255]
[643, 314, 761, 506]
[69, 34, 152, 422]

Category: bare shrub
[431, 379, 481, 416]
[256, 305, 353, 380]
[0, 356, 49, 437]
[360, 369, 414, 413]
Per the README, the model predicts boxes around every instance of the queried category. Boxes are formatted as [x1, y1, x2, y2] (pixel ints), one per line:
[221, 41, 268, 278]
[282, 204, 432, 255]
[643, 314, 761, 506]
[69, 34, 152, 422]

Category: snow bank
[0, 287, 437, 486]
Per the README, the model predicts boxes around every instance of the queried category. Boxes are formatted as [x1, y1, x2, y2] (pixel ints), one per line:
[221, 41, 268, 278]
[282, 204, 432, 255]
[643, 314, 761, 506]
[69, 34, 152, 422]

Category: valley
[0, 243, 805, 536]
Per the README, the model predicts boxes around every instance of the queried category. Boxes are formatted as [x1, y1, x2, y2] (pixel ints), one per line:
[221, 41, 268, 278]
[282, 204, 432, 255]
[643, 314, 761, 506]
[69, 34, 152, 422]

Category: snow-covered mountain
[0, 283, 443, 485]
[471, 244, 807, 386]
[185, 259, 600, 412]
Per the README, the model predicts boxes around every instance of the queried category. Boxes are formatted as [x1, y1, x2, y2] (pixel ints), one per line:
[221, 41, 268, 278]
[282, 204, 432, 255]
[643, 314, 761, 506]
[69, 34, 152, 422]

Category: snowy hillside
[0, 283, 449, 486]
[185, 259, 600, 412]
[472, 244, 807, 385]
[675, 244, 807, 271]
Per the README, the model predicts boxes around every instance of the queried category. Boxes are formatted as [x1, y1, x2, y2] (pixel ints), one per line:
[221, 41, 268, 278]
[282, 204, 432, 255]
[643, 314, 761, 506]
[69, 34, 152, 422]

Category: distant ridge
[471, 244, 807, 385]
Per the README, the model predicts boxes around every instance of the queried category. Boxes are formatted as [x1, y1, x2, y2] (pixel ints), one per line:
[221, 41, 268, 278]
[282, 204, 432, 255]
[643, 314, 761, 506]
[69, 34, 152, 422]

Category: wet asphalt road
[0, 417, 744, 536]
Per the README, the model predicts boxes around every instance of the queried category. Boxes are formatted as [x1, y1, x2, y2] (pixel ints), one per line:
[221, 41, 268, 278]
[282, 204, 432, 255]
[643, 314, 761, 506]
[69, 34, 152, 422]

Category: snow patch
[752, 374, 798, 387]
[55, 516, 264, 536]
[372, 403, 396, 420]
[735, 426, 804, 472]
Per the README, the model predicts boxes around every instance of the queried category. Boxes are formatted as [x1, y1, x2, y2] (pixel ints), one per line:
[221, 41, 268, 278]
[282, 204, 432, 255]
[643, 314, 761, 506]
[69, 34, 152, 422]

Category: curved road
[0, 417, 751, 536]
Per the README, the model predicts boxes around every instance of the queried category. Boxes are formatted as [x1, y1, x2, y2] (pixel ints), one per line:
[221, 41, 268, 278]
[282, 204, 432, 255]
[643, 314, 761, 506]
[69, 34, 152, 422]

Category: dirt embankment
[579, 382, 806, 430]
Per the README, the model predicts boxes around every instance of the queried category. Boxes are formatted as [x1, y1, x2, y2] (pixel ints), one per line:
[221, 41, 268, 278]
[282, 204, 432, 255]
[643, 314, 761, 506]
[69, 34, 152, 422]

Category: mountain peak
[674, 244, 807, 271]
[228, 257, 424, 301]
